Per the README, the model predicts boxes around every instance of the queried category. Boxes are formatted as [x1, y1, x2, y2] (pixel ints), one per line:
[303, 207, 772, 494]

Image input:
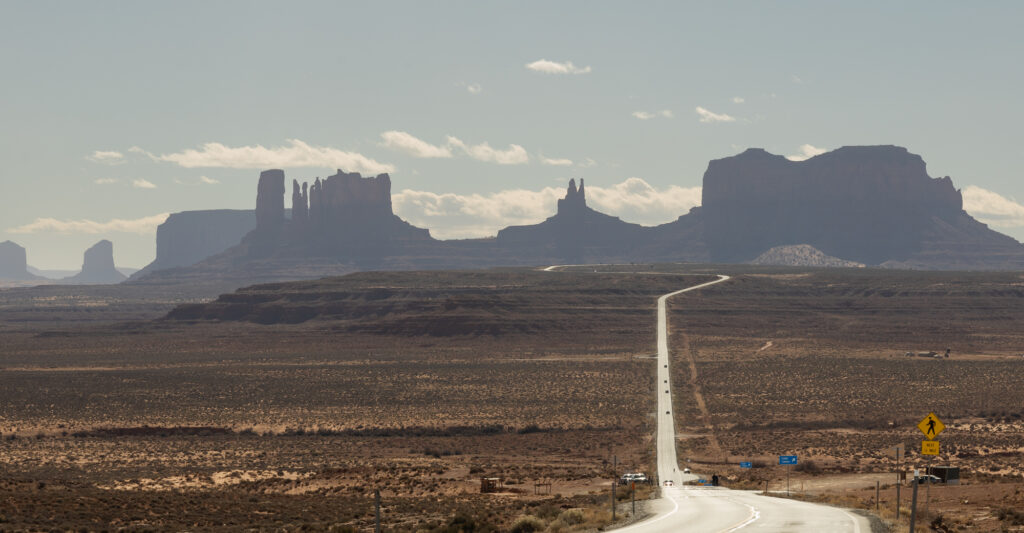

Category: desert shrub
[546, 518, 569, 533]
[996, 507, 1024, 525]
[794, 460, 820, 474]
[557, 509, 585, 525]
[510, 515, 546, 533]
[531, 504, 559, 520]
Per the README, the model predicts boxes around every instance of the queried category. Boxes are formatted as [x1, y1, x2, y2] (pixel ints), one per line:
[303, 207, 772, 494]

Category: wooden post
[374, 489, 381, 533]
[876, 480, 880, 511]
[632, 482, 636, 516]
[895, 447, 901, 520]
[787, 465, 791, 497]
[909, 477, 919, 532]
[611, 480, 617, 520]
[764, 480, 768, 495]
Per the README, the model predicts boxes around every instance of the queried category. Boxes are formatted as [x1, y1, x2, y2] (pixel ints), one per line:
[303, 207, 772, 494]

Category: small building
[928, 466, 960, 485]
[480, 477, 504, 493]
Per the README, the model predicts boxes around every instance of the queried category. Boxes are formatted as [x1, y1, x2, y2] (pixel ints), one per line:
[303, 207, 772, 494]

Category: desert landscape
[1, 266, 1022, 530]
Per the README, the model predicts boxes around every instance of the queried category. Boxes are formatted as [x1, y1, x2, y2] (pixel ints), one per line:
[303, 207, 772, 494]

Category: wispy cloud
[963, 185, 1024, 228]
[380, 131, 528, 165]
[7, 213, 170, 235]
[632, 110, 673, 120]
[149, 139, 394, 174]
[94, 178, 117, 185]
[86, 150, 125, 164]
[540, 156, 574, 166]
[132, 179, 157, 189]
[446, 136, 529, 165]
[785, 144, 827, 161]
[380, 131, 454, 158]
[695, 106, 736, 123]
[732, 97, 745, 104]
[525, 59, 591, 75]
[467, 83, 482, 94]
[199, 175, 219, 184]
[392, 178, 700, 239]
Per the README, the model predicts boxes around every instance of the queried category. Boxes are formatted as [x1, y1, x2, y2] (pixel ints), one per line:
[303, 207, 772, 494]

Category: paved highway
[617, 274, 871, 533]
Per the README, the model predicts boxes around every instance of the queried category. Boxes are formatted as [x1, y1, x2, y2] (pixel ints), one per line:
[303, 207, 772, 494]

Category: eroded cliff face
[702, 146, 968, 264]
[131, 210, 257, 279]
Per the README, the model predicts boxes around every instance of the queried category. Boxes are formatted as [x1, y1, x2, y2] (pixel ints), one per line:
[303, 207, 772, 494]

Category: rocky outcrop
[0, 241, 40, 281]
[131, 210, 257, 279]
[751, 244, 865, 268]
[255, 169, 286, 231]
[251, 169, 431, 257]
[63, 240, 127, 284]
[701, 146, 997, 264]
[497, 178, 651, 261]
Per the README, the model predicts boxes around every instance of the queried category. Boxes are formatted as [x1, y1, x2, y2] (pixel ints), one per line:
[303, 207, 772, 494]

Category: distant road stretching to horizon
[543, 267, 871, 532]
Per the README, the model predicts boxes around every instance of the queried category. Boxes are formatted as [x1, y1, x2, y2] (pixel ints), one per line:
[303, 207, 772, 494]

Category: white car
[663, 480, 674, 487]
[683, 468, 691, 474]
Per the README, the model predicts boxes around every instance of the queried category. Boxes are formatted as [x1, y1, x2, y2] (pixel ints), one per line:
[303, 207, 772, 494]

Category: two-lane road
[618, 274, 870, 533]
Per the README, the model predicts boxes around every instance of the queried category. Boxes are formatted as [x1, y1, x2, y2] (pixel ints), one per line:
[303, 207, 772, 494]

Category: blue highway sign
[740, 462, 752, 468]
[779, 455, 798, 465]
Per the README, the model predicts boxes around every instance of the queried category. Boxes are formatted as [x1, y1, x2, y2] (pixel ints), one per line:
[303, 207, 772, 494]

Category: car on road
[913, 474, 942, 485]
[620, 473, 648, 484]
[683, 468, 691, 474]
[663, 480, 674, 487]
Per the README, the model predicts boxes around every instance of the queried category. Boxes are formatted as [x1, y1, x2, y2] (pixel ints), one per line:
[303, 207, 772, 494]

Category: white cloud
[963, 185, 1024, 228]
[578, 158, 597, 168]
[540, 156, 574, 166]
[7, 213, 170, 235]
[87, 150, 125, 164]
[152, 139, 394, 174]
[133, 179, 157, 189]
[392, 178, 701, 239]
[94, 178, 117, 185]
[525, 59, 591, 75]
[632, 110, 673, 120]
[199, 175, 219, 184]
[695, 106, 736, 123]
[785, 144, 828, 161]
[446, 136, 529, 165]
[379, 131, 528, 165]
[732, 97, 745, 104]
[467, 83, 482, 94]
[380, 131, 453, 158]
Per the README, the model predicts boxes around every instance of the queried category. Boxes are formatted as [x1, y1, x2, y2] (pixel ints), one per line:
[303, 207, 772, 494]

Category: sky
[2, 1, 1024, 269]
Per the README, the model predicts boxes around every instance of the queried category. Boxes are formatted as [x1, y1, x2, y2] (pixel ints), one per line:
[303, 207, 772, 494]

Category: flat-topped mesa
[304, 170, 394, 227]
[556, 178, 586, 215]
[702, 145, 968, 264]
[0, 240, 38, 281]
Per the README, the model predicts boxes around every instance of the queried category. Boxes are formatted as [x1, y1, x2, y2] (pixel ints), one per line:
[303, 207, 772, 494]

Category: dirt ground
[1, 266, 1022, 531]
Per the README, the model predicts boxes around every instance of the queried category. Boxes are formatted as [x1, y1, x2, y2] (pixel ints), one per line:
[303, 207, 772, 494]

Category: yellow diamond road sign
[922, 440, 940, 455]
[918, 412, 945, 440]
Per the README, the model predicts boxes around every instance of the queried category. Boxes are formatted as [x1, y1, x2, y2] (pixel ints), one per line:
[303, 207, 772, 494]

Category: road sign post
[611, 480, 616, 520]
[632, 481, 636, 516]
[779, 455, 797, 497]
[909, 475, 919, 533]
[374, 489, 381, 533]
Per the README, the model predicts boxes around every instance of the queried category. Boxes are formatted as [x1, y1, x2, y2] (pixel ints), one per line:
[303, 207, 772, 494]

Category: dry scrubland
[656, 268, 1024, 531]
[2, 267, 1023, 531]
[0, 271, 708, 531]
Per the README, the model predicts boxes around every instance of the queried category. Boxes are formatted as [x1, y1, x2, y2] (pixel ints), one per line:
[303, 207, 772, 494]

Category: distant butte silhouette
[63, 240, 127, 284]
[0, 240, 41, 281]
[128, 145, 1024, 290]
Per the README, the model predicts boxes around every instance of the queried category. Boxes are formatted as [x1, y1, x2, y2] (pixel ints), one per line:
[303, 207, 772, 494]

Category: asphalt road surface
[617, 275, 872, 533]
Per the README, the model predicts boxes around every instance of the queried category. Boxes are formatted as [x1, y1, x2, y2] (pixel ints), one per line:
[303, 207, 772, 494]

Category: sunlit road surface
[617, 274, 871, 533]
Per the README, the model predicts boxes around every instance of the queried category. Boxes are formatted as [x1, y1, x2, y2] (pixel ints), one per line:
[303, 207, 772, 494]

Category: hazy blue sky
[3, 1, 1024, 268]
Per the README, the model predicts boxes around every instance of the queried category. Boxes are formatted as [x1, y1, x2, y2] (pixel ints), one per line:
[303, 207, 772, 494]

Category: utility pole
[876, 480, 880, 511]
[374, 489, 381, 533]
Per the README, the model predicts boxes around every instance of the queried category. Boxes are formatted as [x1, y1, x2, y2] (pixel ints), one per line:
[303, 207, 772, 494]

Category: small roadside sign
[740, 462, 752, 469]
[779, 455, 798, 465]
[698, 479, 706, 484]
[921, 440, 940, 455]
[917, 412, 945, 440]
